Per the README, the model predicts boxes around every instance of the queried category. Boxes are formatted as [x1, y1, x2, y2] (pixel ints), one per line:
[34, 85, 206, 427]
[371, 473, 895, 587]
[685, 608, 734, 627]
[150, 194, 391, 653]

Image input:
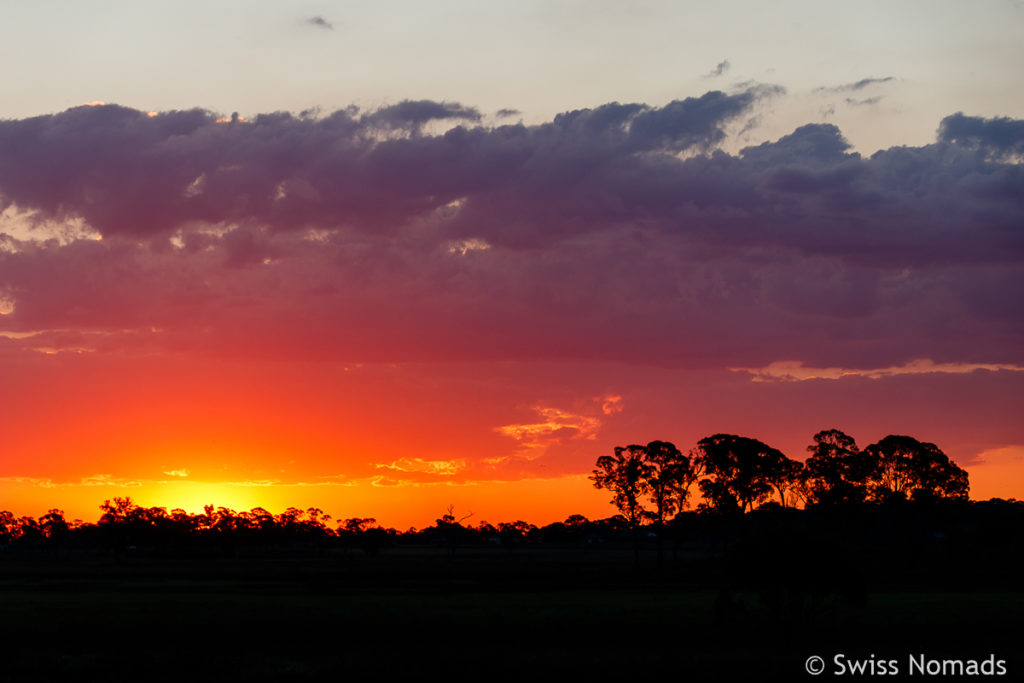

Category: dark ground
[1, 544, 1021, 682]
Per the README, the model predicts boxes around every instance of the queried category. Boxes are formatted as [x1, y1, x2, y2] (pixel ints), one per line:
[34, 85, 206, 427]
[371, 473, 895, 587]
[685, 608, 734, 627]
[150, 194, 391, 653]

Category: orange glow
[0, 352, 625, 526]
[2, 346, 1022, 527]
[965, 447, 1024, 501]
[138, 480, 262, 514]
[0, 474, 614, 529]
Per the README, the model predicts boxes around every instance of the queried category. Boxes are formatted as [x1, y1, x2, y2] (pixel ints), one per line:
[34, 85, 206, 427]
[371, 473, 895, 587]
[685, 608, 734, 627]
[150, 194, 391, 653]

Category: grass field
[1, 546, 1021, 681]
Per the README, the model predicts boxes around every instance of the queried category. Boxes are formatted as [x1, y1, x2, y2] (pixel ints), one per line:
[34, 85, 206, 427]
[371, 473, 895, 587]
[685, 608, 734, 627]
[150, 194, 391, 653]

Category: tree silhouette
[39, 509, 70, 540]
[338, 517, 388, 555]
[643, 440, 697, 525]
[564, 513, 590, 530]
[15, 516, 42, 544]
[340, 517, 377, 534]
[590, 445, 651, 527]
[243, 507, 276, 531]
[590, 445, 654, 562]
[642, 440, 696, 564]
[0, 510, 17, 544]
[693, 434, 802, 513]
[591, 441, 697, 563]
[761, 448, 806, 508]
[864, 435, 969, 502]
[99, 496, 142, 525]
[497, 520, 537, 548]
[435, 504, 473, 555]
[805, 429, 875, 505]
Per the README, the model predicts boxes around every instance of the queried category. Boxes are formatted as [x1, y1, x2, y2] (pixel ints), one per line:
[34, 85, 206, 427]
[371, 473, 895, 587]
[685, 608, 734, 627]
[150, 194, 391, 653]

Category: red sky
[1, 100, 1023, 527]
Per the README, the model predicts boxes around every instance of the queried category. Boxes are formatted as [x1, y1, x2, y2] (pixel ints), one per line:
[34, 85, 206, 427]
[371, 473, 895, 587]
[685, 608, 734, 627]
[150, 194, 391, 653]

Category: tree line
[0, 498, 620, 555]
[0, 428, 979, 557]
[591, 429, 971, 524]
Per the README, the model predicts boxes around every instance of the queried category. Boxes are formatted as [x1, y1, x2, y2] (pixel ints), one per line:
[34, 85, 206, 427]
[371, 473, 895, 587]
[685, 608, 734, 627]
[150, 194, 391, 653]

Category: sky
[1, 1, 1022, 527]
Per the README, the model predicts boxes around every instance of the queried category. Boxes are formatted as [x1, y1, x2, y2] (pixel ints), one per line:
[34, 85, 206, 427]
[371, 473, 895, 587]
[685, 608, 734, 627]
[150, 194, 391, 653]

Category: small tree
[99, 497, 142, 525]
[435, 504, 473, 556]
[39, 509, 70, 540]
[0, 511, 17, 543]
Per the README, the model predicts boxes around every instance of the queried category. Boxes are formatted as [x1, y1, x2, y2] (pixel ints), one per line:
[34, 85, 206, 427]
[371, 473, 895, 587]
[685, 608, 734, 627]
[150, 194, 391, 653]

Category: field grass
[1, 546, 1021, 681]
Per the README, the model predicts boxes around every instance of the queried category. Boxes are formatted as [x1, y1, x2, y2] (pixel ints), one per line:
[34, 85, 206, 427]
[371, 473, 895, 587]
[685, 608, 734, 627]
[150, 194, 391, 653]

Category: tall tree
[762, 449, 806, 508]
[693, 434, 802, 513]
[864, 435, 969, 502]
[642, 440, 696, 565]
[643, 440, 697, 524]
[804, 429, 874, 505]
[591, 444, 652, 527]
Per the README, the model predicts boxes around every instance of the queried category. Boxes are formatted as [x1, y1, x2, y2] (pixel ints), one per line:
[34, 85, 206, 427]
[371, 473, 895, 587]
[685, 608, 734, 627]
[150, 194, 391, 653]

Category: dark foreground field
[2, 544, 1022, 682]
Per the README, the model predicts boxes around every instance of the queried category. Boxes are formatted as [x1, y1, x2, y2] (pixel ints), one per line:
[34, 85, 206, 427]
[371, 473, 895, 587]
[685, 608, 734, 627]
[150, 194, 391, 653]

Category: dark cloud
[627, 88, 774, 150]
[938, 112, 1024, 159]
[307, 16, 333, 30]
[845, 96, 883, 106]
[365, 100, 482, 129]
[0, 96, 1021, 371]
[0, 91, 760, 237]
[495, 108, 521, 118]
[814, 76, 894, 93]
[703, 59, 731, 78]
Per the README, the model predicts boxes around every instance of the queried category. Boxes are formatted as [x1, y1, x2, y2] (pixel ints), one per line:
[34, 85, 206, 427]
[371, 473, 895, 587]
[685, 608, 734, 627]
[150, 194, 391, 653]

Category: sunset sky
[1, 1, 1023, 528]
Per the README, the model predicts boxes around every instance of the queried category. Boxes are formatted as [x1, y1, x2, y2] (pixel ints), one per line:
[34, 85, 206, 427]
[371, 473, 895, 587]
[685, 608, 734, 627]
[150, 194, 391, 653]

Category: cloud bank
[0, 89, 1021, 370]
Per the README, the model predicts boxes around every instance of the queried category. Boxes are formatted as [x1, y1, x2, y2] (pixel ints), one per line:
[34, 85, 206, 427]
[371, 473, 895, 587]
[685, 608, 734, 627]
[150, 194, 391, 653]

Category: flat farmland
[1, 546, 1021, 682]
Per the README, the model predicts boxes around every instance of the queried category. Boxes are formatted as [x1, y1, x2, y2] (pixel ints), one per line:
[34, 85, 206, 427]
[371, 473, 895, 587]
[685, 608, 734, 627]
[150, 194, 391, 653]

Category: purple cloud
[938, 112, 1024, 160]
[0, 94, 1021, 371]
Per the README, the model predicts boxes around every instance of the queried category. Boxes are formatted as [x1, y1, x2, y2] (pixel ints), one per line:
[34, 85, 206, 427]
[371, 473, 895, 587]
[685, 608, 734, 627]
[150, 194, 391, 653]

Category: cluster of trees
[0, 498, 620, 555]
[0, 429, 976, 559]
[1, 501, 356, 545]
[591, 429, 971, 522]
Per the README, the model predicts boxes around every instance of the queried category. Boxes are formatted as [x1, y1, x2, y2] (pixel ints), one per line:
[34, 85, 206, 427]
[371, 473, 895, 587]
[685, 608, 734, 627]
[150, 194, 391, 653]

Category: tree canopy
[805, 429, 875, 505]
[864, 434, 969, 502]
[693, 434, 803, 513]
[591, 444, 651, 526]
[593, 429, 972, 519]
[590, 441, 696, 526]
